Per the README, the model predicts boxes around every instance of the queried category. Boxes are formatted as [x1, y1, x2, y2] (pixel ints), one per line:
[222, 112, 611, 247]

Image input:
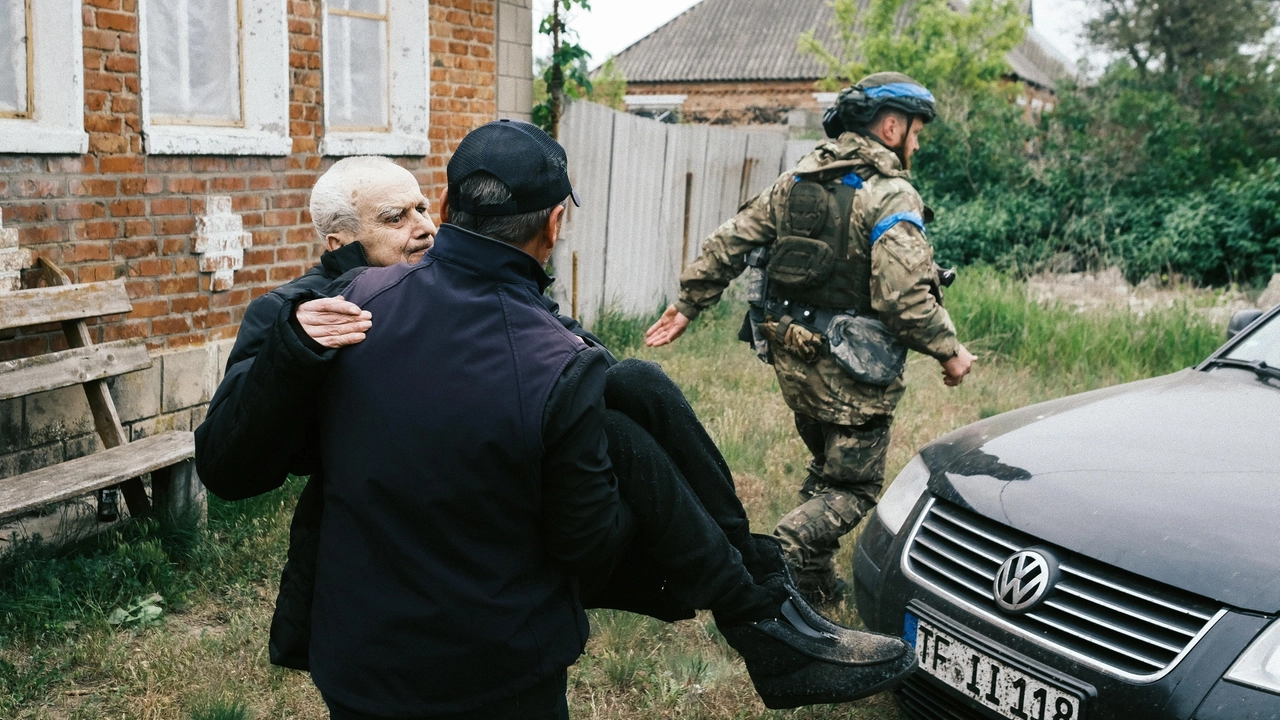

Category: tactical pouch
[767, 236, 835, 291]
[826, 313, 907, 386]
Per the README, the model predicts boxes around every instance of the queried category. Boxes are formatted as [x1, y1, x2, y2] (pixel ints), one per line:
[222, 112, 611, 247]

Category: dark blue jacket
[309, 225, 632, 716]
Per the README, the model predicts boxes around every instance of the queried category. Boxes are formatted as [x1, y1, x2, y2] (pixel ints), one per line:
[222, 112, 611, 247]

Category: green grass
[0, 271, 1234, 718]
[949, 266, 1224, 385]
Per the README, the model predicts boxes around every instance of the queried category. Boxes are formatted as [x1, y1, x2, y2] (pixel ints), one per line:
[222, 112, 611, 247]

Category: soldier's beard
[895, 116, 915, 171]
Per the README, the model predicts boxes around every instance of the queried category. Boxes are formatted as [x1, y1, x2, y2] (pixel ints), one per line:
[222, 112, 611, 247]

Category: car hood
[921, 368, 1280, 613]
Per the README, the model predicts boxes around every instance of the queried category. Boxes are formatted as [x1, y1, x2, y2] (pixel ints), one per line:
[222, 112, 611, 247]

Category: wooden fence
[550, 101, 793, 324]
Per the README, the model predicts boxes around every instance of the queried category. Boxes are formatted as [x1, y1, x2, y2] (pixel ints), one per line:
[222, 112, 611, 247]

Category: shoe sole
[753, 650, 918, 710]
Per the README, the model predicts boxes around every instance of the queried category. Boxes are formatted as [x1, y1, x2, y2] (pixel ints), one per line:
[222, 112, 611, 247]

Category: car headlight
[876, 454, 931, 535]
[1226, 619, 1280, 694]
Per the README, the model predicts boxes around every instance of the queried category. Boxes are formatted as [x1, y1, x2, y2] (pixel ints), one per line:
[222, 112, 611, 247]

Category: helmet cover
[823, 72, 937, 139]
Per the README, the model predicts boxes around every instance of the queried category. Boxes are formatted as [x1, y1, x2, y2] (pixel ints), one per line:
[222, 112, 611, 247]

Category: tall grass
[0, 477, 303, 642]
[589, 307, 663, 355]
[948, 266, 1224, 384]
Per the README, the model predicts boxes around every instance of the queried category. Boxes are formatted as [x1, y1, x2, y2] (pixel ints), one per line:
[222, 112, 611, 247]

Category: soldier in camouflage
[645, 72, 977, 604]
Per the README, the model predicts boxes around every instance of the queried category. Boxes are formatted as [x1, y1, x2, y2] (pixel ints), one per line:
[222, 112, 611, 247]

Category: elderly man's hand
[297, 296, 373, 349]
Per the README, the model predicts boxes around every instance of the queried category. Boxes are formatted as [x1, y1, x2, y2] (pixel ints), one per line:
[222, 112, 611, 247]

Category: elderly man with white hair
[195, 155, 436, 668]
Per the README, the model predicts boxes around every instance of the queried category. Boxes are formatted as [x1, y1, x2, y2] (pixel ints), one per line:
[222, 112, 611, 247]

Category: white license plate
[906, 612, 1084, 720]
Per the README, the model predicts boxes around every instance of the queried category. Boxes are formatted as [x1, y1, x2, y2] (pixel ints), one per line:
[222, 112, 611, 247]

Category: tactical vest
[766, 170, 873, 315]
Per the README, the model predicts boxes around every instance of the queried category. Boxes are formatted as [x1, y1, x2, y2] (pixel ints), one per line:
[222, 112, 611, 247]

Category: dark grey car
[854, 304, 1280, 720]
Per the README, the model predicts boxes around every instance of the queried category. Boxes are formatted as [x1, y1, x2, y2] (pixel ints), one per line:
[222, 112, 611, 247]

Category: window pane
[147, 0, 242, 123]
[0, 0, 28, 115]
[327, 14, 389, 129]
[334, 0, 387, 14]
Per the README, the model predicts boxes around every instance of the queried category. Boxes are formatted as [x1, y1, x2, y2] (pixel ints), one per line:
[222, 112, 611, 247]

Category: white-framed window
[138, 0, 291, 156]
[321, 0, 430, 157]
[0, 0, 88, 154]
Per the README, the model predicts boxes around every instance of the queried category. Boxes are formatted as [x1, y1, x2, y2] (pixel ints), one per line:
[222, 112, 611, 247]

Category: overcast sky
[532, 0, 1101, 72]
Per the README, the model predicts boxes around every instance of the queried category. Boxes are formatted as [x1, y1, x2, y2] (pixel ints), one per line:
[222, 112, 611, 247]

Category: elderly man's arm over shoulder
[196, 263, 368, 500]
[195, 156, 435, 501]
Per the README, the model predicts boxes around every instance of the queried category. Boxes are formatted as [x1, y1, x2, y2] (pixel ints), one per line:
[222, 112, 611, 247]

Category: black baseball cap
[447, 119, 581, 216]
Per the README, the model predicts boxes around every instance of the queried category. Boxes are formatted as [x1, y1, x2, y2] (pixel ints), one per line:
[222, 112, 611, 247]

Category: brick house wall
[627, 80, 830, 127]
[0, 0, 533, 482]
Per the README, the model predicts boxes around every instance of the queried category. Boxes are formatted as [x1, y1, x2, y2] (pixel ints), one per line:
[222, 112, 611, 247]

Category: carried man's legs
[584, 359, 914, 709]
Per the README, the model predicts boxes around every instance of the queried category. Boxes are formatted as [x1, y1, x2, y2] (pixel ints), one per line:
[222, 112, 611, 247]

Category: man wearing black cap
[304, 120, 917, 718]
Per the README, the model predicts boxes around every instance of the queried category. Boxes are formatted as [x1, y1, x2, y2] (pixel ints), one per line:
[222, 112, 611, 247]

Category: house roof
[610, 0, 1071, 89]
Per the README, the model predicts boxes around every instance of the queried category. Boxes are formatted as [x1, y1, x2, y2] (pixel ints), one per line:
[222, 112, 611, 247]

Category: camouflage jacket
[674, 133, 960, 425]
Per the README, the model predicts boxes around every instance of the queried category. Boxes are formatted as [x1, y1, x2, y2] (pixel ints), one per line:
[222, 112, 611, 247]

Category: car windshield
[1225, 311, 1280, 366]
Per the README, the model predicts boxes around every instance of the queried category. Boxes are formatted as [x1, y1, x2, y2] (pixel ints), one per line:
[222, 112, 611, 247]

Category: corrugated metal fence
[550, 101, 794, 324]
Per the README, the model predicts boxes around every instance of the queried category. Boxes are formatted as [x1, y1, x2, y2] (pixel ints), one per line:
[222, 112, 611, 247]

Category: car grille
[896, 673, 993, 720]
[904, 499, 1222, 680]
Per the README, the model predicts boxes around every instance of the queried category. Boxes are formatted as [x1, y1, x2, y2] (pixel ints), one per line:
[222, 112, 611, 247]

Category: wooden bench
[0, 259, 202, 530]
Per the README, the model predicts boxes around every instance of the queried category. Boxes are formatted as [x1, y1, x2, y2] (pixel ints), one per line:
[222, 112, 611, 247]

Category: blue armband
[870, 211, 926, 246]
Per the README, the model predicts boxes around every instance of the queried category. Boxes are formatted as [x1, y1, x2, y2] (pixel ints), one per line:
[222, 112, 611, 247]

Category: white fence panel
[785, 139, 818, 173]
[557, 101, 788, 322]
[554, 101, 615, 325]
[658, 123, 709, 286]
[602, 112, 671, 317]
[745, 131, 789, 198]
[695, 129, 750, 255]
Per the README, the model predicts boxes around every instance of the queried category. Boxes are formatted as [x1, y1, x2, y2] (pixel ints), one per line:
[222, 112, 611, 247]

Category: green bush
[910, 56, 1280, 287]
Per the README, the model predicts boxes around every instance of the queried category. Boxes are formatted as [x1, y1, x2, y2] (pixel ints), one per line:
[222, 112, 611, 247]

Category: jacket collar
[428, 224, 553, 293]
[320, 241, 370, 278]
[794, 132, 910, 180]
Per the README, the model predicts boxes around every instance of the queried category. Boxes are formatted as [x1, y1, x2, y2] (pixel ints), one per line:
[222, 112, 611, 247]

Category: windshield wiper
[1203, 357, 1280, 382]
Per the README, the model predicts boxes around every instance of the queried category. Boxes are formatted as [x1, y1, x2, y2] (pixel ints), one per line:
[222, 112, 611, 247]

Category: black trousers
[582, 359, 769, 623]
[324, 671, 568, 720]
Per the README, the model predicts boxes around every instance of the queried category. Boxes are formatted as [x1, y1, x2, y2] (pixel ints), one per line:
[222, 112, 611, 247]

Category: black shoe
[718, 583, 916, 709]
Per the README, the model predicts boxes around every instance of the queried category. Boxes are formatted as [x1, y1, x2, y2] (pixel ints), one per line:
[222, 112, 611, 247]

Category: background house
[612, 0, 1069, 130]
[0, 0, 534, 480]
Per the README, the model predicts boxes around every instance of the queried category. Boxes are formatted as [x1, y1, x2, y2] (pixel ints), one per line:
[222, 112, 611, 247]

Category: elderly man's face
[343, 167, 436, 267]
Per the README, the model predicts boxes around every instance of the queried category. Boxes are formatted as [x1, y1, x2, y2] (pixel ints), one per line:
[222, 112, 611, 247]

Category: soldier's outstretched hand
[645, 304, 692, 347]
[941, 345, 977, 387]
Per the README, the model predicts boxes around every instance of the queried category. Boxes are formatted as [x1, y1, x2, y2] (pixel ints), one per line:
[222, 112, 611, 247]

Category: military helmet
[822, 72, 937, 139]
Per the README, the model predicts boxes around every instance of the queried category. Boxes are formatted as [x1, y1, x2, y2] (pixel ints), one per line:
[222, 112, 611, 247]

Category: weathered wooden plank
[151, 459, 207, 529]
[38, 259, 149, 516]
[659, 123, 710, 284]
[0, 340, 152, 401]
[696, 127, 750, 257]
[603, 111, 671, 317]
[745, 131, 788, 198]
[0, 279, 132, 331]
[554, 100, 617, 326]
[0, 432, 195, 521]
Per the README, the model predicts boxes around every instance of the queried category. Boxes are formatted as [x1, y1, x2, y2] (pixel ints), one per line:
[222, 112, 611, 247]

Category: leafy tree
[799, 0, 1028, 94]
[533, 0, 593, 138]
[589, 57, 629, 111]
[1084, 0, 1278, 82]
[534, 56, 628, 115]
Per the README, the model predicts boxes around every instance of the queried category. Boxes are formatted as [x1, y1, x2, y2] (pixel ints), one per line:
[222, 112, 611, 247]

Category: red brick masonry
[0, 0, 500, 361]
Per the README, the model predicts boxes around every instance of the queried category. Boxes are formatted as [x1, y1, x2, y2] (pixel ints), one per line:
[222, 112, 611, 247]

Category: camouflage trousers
[773, 412, 892, 596]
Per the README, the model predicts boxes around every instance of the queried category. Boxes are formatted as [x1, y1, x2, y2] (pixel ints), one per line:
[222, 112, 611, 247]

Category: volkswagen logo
[993, 549, 1058, 612]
